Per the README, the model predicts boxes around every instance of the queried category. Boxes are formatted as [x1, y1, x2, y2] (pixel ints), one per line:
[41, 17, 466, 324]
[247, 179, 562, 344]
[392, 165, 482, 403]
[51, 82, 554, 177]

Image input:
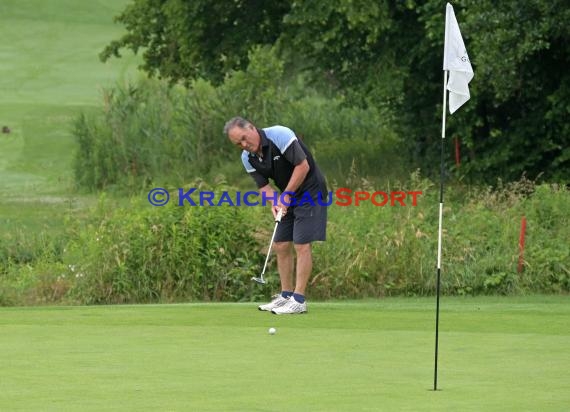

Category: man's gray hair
[223, 116, 252, 135]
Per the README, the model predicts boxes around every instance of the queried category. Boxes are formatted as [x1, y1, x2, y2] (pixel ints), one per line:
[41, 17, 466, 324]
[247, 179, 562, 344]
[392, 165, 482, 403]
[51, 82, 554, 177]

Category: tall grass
[72, 46, 400, 192]
[312, 174, 569, 298]
[1, 174, 567, 305]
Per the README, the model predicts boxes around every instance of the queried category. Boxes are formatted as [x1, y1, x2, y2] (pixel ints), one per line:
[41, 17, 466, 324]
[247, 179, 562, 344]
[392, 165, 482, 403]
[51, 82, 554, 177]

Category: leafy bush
[1, 176, 568, 305]
[311, 175, 569, 298]
[64, 186, 267, 304]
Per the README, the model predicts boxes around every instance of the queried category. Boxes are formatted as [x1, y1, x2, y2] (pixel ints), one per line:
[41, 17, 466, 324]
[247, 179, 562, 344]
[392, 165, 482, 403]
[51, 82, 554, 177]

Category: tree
[101, 0, 569, 182]
[100, 0, 291, 85]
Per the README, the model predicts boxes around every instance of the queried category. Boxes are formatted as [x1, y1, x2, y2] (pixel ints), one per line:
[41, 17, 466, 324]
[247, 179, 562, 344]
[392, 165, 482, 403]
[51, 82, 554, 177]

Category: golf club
[252, 208, 283, 285]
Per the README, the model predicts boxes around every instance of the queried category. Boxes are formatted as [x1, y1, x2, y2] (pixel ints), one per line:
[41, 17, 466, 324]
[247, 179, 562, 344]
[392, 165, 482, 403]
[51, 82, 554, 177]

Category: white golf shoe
[258, 294, 290, 312]
[271, 297, 307, 315]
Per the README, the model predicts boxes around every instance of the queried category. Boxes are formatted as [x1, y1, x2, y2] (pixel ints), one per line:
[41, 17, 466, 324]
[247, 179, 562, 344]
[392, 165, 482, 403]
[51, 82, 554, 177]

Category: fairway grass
[0, 296, 568, 411]
[0, 0, 140, 235]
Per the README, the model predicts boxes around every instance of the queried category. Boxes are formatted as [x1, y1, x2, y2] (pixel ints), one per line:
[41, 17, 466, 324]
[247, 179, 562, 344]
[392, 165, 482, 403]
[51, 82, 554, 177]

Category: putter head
[251, 276, 266, 285]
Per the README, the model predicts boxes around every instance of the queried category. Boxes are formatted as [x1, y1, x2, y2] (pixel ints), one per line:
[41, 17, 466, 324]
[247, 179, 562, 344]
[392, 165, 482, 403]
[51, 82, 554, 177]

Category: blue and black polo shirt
[241, 126, 327, 202]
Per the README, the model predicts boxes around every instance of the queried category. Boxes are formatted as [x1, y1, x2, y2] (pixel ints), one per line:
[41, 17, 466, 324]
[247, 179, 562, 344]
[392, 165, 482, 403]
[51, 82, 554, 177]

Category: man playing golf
[224, 117, 328, 314]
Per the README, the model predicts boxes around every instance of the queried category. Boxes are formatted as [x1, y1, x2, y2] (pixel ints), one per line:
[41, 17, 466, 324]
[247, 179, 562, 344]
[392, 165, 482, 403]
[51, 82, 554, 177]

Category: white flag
[443, 3, 473, 114]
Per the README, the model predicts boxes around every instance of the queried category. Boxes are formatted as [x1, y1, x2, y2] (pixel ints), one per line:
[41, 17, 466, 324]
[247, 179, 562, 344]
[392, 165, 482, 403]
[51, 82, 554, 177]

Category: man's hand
[272, 205, 286, 221]
[274, 191, 293, 220]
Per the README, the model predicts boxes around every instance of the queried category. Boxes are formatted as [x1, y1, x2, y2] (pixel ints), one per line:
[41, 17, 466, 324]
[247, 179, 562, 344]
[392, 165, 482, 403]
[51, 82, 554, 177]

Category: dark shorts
[274, 201, 327, 244]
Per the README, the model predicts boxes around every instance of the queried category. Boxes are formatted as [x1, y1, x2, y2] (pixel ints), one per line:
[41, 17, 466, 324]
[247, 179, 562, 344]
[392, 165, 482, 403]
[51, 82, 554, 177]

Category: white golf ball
[268, 327, 276, 335]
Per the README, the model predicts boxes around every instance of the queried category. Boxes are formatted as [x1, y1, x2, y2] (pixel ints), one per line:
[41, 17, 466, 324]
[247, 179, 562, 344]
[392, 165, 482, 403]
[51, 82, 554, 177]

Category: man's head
[224, 117, 261, 154]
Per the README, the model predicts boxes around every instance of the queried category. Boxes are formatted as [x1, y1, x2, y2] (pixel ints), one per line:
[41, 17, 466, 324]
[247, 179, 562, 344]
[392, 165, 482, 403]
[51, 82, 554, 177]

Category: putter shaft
[252, 209, 283, 285]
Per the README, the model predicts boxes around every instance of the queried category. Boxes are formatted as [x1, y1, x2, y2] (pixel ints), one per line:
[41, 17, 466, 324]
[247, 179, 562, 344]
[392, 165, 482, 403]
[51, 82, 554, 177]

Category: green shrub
[64, 186, 268, 304]
[1, 176, 568, 305]
[310, 174, 569, 298]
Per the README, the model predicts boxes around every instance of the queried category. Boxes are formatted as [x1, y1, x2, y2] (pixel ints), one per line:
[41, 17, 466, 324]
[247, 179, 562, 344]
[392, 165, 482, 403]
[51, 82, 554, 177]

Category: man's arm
[281, 159, 310, 206]
[257, 159, 309, 205]
[258, 183, 278, 206]
[266, 159, 310, 220]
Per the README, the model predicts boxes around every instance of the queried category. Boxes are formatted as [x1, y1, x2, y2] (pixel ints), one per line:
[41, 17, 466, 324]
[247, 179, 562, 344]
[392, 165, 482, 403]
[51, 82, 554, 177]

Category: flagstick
[434, 69, 448, 391]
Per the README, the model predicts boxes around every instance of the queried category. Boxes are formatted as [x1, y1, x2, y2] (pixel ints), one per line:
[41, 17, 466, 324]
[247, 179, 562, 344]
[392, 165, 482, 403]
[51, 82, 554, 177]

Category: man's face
[227, 124, 260, 153]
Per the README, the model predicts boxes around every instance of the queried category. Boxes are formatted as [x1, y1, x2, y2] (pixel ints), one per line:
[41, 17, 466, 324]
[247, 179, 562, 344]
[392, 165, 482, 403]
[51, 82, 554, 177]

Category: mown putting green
[0, 296, 568, 411]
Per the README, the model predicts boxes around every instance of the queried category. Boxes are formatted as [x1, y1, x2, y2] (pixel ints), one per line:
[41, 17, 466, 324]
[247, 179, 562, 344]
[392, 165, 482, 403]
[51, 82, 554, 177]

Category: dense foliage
[99, 0, 291, 84]
[1, 176, 568, 305]
[101, 0, 569, 182]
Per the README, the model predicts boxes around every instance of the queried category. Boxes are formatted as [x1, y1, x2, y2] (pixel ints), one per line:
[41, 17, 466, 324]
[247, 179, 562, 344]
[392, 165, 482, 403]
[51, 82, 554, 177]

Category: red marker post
[454, 136, 460, 167]
[518, 216, 527, 273]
